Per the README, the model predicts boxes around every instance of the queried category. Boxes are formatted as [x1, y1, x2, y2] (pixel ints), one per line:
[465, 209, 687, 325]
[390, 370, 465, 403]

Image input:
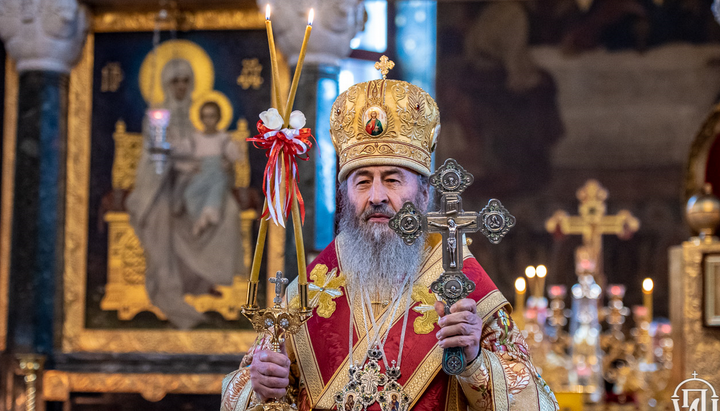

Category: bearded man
[222, 62, 558, 411]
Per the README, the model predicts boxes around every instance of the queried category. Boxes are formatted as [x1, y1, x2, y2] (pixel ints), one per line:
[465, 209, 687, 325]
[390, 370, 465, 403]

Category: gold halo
[190, 91, 234, 132]
[139, 39, 214, 105]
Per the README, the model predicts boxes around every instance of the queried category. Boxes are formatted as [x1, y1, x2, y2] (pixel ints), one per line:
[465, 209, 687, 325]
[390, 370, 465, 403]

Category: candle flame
[525, 266, 536, 278]
[642, 278, 654, 292]
[265, 4, 271, 20]
[515, 277, 526, 293]
[308, 8, 314, 26]
[536, 265, 547, 278]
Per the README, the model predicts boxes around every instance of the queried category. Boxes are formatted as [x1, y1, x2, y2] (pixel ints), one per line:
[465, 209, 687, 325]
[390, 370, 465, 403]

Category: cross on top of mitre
[375, 55, 395, 79]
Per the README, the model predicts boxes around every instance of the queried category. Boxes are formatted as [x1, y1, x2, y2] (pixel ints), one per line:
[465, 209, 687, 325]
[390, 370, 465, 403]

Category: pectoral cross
[269, 271, 289, 306]
[389, 158, 515, 375]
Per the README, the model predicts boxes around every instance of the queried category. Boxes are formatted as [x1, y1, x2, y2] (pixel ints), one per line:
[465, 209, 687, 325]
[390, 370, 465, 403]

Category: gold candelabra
[525, 280, 673, 407]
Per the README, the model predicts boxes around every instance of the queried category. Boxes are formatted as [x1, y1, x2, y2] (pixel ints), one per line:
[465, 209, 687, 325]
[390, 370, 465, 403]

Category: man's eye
[386, 179, 400, 184]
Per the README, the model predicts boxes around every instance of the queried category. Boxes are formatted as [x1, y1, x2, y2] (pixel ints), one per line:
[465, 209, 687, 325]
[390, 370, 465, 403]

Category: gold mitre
[330, 56, 440, 181]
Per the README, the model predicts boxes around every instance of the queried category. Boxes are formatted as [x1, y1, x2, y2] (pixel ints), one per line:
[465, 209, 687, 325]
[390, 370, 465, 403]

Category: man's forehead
[347, 165, 418, 179]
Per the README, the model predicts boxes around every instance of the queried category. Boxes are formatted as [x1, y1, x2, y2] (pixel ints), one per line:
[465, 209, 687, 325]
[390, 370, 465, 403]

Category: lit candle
[282, 8, 313, 126]
[525, 265, 536, 298]
[642, 278, 654, 322]
[536, 265, 547, 298]
[265, 4, 285, 118]
[514, 277, 526, 329]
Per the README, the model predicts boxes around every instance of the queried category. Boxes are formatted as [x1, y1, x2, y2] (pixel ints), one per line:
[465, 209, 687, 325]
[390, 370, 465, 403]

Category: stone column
[266, 0, 364, 279]
[0, 1, 87, 408]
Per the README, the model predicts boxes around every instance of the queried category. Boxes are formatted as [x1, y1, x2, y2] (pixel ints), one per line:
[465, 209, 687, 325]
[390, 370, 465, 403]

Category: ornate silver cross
[269, 271, 289, 306]
[389, 158, 515, 375]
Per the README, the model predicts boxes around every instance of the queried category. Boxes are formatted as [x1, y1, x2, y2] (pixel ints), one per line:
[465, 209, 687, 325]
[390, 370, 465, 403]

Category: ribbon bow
[247, 117, 313, 227]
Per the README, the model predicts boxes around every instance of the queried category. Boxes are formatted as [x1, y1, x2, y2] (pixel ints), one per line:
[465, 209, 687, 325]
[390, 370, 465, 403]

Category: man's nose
[368, 178, 388, 205]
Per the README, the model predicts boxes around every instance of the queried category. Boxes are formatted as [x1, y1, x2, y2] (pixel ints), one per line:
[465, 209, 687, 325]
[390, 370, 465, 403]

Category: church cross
[374, 55, 395, 79]
[269, 271, 289, 305]
[545, 180, 639, 281]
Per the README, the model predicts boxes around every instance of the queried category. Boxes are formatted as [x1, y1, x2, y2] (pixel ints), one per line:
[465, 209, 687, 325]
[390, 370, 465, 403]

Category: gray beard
[336, 196, 427, 303]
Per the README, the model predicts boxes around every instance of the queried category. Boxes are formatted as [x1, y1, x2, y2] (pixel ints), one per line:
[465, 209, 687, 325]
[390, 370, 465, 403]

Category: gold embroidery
[286, 279, 324, 406]
[291, 238, 512, 410]
[487, 351, 510, 411]
[289, 265, 345, 318]
[316, 244, 444, 409]
[411, 284, 438, 335]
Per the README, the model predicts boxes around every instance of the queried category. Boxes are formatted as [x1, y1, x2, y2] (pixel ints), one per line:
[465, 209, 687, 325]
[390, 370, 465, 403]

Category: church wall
[436, 1, 720, 319]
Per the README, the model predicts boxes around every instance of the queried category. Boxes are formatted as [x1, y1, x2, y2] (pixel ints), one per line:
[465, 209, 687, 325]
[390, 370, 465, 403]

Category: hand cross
[269, 271, 289, 305]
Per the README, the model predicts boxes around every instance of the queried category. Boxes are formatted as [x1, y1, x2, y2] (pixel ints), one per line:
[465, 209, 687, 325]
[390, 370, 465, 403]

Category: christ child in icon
[182, 101, 241, 236]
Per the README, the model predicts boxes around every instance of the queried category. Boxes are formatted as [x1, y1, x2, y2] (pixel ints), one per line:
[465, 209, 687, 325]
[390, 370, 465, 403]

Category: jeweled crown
[330, 56, 441, 181]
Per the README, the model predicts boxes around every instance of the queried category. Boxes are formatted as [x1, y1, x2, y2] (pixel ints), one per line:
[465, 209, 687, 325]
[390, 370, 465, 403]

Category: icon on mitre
[363, 107, 387, 136]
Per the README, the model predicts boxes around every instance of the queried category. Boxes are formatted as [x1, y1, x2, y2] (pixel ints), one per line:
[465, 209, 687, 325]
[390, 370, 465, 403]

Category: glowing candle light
[514, 277, 526, 329]
[642, 278, 654, 322]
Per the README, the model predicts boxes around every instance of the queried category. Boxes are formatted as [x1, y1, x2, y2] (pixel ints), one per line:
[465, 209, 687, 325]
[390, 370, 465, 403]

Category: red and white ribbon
[247, 114, 313, 227]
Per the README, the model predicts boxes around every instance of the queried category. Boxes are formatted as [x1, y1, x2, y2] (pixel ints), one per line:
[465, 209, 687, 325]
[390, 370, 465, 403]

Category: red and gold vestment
[222, 235, 558, 411]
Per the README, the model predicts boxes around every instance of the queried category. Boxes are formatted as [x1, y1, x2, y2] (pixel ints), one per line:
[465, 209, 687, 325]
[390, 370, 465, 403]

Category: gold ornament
[374, 55, 395, 79]
[411, 284, 438, 335]
[289, 265, 345, 318]
[189, 90, 234, 131]
[686, 183, 720, 240]
[330, 56, 440, 182]
[138, 39, 215, 106]
[243, 271, 311, 411]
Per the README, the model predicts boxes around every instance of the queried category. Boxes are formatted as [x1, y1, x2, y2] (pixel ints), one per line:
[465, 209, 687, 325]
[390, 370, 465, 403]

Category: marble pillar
[0, 0, 88, 377]
[264, 0, 363, 279]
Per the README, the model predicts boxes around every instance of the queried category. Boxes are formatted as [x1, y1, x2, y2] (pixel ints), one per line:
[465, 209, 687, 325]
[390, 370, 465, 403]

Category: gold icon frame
[1, 8, 290, 401]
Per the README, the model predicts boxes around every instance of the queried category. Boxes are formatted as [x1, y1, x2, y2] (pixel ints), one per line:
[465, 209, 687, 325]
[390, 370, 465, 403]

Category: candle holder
[146, 108, 171, 174]
[241, 271, 312, 410]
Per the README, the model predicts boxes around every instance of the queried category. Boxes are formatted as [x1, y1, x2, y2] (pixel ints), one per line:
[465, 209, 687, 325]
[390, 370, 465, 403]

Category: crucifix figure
[429, 218, 476, 269]
[269, 270, 289, 305]
[389, 158, 515, 375]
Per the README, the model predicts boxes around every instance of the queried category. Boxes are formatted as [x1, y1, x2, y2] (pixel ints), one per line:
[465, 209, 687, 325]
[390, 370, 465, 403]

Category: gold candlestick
[536, 264, 547, 298]
[642, 277, 653, 322]
[525, 266, 536, 298]
[244, 271, 310, 411]
[514, 277, 526, 329]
